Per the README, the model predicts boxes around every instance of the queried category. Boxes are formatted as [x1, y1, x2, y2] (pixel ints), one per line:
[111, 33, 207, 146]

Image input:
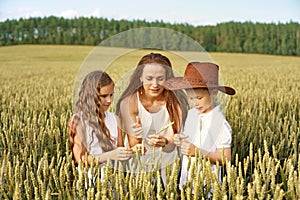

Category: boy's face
[186, 88, 217, 114]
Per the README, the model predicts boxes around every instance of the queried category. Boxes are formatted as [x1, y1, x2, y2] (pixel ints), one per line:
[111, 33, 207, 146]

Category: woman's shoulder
[122, 93, 137, 104]
[120, 93, 138, 113]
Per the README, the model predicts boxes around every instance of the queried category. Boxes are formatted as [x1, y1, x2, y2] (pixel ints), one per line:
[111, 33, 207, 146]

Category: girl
[68, 70, 132, 167]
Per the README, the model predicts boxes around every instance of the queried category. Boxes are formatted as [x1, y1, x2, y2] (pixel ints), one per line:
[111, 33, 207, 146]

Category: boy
[163, 62, 236, 188]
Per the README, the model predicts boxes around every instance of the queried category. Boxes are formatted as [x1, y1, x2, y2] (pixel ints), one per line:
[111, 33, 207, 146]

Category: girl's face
[140, 63, 166, 98]
[99, 82, 114, 111]
[186, 88, 217, 114]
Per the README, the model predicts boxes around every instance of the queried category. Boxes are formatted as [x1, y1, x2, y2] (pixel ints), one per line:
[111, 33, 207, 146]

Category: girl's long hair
[116, 53, 188, 133]
[71, 70, 115, 153]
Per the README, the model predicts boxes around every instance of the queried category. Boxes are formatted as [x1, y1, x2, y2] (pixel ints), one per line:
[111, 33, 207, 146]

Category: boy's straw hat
[163, 62, 235, 95]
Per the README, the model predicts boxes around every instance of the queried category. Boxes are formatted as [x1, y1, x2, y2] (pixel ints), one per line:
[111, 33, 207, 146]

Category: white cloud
[91, 8, 101, 17]
[0, 7, 44, 21]
[60, 9, 78, 19]
[185, 17, 211, 26]
[25, 10, 43, 18]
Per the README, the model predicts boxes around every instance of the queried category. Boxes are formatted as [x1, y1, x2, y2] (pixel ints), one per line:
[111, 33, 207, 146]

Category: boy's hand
[180, 141, 196, 156]
[174, 134, 189, 146]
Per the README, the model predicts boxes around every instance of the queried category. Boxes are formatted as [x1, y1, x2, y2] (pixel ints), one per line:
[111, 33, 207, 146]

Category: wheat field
[0, 45, 299, 199]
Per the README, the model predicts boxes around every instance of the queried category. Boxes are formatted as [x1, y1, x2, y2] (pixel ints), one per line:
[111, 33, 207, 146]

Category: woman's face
[99, 82, 114, 111]
[140, 63, 166, 98]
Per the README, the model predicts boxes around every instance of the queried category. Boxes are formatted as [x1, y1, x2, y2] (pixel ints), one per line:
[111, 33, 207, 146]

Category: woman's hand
[130, 123, 143, 138]
[147, 134, 169, 147]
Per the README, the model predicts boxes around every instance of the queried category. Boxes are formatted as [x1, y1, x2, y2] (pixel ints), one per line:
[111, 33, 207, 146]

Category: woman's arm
[162, 126, 176, 152]
[115, 115, 124, 147]
[119, 95, 142, 148]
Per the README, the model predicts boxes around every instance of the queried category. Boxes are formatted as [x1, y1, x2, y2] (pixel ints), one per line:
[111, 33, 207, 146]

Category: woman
[116, 53, 188, 174]
[68, 70, 132, 167]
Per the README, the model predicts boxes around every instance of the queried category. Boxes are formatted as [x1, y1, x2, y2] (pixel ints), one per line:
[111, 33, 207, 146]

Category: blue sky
[0, 0, 299, 26]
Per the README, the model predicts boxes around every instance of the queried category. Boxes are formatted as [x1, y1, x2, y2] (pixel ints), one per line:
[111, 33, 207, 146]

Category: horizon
[0, 0, 299, 26]
[1, 15, 298, 27]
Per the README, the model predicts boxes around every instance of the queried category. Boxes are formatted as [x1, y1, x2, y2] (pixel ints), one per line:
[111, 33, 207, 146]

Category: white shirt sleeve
[216, 120, 232, 149]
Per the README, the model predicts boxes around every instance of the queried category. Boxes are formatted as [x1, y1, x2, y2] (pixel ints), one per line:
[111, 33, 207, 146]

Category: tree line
[0, 16, 299, 55]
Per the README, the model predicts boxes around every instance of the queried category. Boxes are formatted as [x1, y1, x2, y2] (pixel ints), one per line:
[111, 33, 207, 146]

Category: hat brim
[163, 77, 236, 95]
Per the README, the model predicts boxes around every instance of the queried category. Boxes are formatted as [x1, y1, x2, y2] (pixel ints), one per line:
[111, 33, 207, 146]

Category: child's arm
[68, 115, 88, 164]
[180, 141, 231, 165]
[74, 134, 133, 164]
[68, 115, 133, 165]
[68, 117, 103, 165]
[202, 148, 231, 165]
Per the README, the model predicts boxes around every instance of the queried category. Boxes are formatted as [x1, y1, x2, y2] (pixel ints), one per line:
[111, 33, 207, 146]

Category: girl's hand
[174, 134, 189, 146]
[147, 135, 169, 147]
[131, 143, 147, 155]
[109, 147, 133, 161]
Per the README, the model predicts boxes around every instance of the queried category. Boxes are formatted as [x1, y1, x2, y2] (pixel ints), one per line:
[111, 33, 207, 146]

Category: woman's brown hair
[116, 53, 188, 133]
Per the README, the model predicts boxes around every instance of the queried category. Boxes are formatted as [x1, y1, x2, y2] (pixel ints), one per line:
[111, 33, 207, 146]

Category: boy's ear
[211, 89, 218, 96]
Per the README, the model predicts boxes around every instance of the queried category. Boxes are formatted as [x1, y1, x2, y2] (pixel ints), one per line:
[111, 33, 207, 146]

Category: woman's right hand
[127, 115, 143, 148]
[130, 123, 143, 138]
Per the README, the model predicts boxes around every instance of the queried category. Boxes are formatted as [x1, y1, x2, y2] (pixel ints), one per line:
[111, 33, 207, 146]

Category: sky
[0, 0, 299, 26]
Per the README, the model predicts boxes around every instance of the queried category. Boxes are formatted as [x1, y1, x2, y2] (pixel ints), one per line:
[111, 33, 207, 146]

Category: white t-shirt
[179, 105, 232, 188]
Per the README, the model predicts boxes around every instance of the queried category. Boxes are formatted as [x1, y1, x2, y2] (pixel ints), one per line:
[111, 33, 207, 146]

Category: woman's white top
[125, 93, 177, 181]
[137, 94, 170, 140]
